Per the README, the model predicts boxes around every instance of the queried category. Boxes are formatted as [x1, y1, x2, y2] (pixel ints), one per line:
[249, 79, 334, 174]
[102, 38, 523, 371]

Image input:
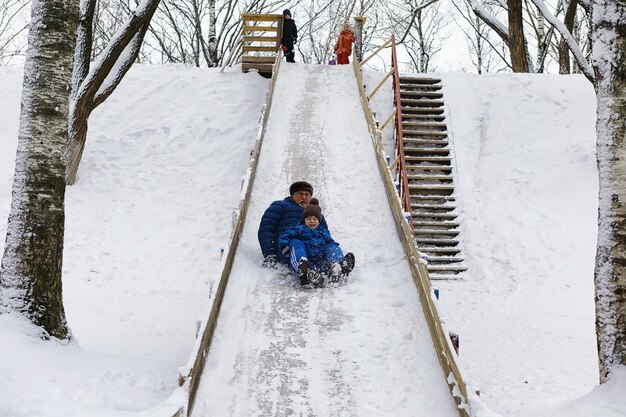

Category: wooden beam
[243, 35, 278, 43]
[243, 25, 279, 33]
[242, 56, 277, 63]
[243, 45, 279, 52]
[242, 63, 274, 74]
[241, 13, 283, 21]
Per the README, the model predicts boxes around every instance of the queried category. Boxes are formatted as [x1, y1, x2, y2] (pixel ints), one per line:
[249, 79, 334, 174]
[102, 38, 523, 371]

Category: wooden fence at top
[241, 13, 283, 77]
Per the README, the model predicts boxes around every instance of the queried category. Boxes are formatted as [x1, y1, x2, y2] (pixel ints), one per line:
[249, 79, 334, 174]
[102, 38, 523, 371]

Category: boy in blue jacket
[278, 198, 355, 287]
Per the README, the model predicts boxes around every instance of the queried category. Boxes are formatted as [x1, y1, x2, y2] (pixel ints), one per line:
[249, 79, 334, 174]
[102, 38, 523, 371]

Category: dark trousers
[282, 39, 295, 63]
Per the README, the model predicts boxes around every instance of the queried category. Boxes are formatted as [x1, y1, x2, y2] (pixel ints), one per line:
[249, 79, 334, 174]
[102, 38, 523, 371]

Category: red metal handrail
[390, 34, 413, 230]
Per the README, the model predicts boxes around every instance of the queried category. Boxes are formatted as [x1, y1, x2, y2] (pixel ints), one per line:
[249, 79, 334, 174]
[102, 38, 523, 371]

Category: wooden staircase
[398, 76, 467, 280]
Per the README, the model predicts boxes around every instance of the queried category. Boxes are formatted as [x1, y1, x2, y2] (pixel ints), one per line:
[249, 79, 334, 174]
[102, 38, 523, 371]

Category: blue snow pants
[286, 238, 344, 274]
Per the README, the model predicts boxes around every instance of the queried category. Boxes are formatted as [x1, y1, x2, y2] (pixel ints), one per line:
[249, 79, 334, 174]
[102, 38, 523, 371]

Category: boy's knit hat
[301, 198, 322, 222]
[283, 9, 291, 17]
[290, 181, 313, 196]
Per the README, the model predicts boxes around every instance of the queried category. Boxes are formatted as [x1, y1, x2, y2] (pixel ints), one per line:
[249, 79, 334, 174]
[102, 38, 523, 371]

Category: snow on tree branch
[528, 0, 595, 82]
[468, 0, 510, 43]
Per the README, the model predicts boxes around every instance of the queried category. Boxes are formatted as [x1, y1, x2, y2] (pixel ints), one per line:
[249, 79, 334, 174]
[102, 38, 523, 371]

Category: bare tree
[66, 0, 162, 184]
[401, 1, 450, 72]
[452, 0, 509, 73]
[592, 0, 626, 384]
[0, 0, 29, 65]
[0, 0, 79, 339]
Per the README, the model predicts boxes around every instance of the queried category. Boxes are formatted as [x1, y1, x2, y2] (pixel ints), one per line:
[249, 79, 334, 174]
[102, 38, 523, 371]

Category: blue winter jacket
[278, 224, 338, 259]
[258, 197, 327, 257]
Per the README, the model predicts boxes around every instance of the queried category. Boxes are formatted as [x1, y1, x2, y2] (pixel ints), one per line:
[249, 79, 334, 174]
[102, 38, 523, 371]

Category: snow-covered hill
[1, 64, 624, 417]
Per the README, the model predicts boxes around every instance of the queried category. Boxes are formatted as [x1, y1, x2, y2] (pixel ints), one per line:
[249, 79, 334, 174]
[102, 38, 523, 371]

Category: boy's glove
[263, 255, 277, 268]
[280, 44, 288, 52]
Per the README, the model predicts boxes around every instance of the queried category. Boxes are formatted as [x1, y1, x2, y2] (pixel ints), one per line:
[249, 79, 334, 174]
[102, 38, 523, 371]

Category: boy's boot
[341, 253, 355, 276]
[329, 262, 342, 284]
[307, 269, 325, 288]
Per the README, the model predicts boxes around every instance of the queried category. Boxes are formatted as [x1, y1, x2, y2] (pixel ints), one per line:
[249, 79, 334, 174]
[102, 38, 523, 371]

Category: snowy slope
[1, 64, 625, 417]
[0, 65, 269, 417]
[437, 73, 600, 416]
[191, 64, 460, 417]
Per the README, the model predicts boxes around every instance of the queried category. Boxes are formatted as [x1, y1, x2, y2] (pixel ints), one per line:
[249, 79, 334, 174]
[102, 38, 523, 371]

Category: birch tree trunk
[207, 0, 217, 67]
[593, 0, 626, 382]
[0, 0, 78, 339]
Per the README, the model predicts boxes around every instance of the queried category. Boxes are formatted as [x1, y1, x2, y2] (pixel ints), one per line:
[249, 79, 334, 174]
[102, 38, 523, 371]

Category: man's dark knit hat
[290, 181, 313, 196]
[283, 9, 291, 17]
[301, 198, 322, 222]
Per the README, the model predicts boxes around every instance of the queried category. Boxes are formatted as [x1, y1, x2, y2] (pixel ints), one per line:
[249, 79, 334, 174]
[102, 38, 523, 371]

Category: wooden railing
[241, 13, 283, 76]
[390, 35, 413, 230]
[352, 42, 473, 417]
[177, 52, 284, 417]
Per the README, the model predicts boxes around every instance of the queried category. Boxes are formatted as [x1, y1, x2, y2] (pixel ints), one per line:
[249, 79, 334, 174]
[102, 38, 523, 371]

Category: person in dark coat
[281, 9, 298, 63]
[278, 198, 355, 287]
[258, 181, 327, 267]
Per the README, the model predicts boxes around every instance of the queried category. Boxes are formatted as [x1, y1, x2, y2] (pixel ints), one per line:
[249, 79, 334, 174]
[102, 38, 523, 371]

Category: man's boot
[297, 258, 311, 286]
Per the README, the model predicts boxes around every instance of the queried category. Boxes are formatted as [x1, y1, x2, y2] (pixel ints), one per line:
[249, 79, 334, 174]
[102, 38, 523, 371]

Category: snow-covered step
[403, 138, 449, 147]
[408, 183, 455, 191]
[414, 237, 460, 245]
[427, 258, 466, 266]
[401, 114, 446, 121]
[412, 212, 458, 220]
[401, 98, 445, 108]
[405, 156, 452, 163]
[414, 228, 460, 237]
[399, 76, 441, 84]
[428, 273, 463, 281]
[401, 106, 445, 115]
[403, 129, 448, 138]
[407, 174, 453, 181]
[419, 247, 463, 255]
[404, 146, 450, 156]
[401, 90, 443, 100]
[411, 202, 456, 212]
[410, 195, 456, 203]
[406, 164, 453, 172]
[403, 121, 447, 129]
[413, 220, 461, 228]
[427, 265, 468, 272]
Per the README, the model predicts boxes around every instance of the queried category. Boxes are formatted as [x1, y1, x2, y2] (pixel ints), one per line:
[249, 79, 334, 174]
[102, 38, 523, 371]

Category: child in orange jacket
[334, 22, 355, 65]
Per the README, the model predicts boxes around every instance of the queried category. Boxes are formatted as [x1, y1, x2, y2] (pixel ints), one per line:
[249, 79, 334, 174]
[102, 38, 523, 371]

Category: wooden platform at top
[241, 14, 283, 77]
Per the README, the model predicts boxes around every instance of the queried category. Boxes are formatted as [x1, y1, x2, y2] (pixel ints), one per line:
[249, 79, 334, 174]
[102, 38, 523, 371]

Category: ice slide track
[174, 57, 473, 417]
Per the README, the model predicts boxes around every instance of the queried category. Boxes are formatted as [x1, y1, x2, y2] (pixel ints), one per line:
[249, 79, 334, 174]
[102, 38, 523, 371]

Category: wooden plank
[243, 25, 279, 32]
[241, 13, 283, 22]
[243, 45, 279, 52]
[242, 56, 277, 64]
[243, 35, 278, 43]
[242, 63, 274, 74]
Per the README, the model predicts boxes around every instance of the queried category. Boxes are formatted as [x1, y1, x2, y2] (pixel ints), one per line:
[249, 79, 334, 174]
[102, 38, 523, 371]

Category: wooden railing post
[390, 34, 413, 230]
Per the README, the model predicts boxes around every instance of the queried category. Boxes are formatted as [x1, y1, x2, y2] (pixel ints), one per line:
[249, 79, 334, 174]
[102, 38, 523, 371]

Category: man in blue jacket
[258, 181, 327, 267]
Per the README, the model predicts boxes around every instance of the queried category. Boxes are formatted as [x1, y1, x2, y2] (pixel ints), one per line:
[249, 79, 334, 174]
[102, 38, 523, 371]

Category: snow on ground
[0, 63, 625, 417]
[439, 73, 600, 416]
[1, 64, 268, 417]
